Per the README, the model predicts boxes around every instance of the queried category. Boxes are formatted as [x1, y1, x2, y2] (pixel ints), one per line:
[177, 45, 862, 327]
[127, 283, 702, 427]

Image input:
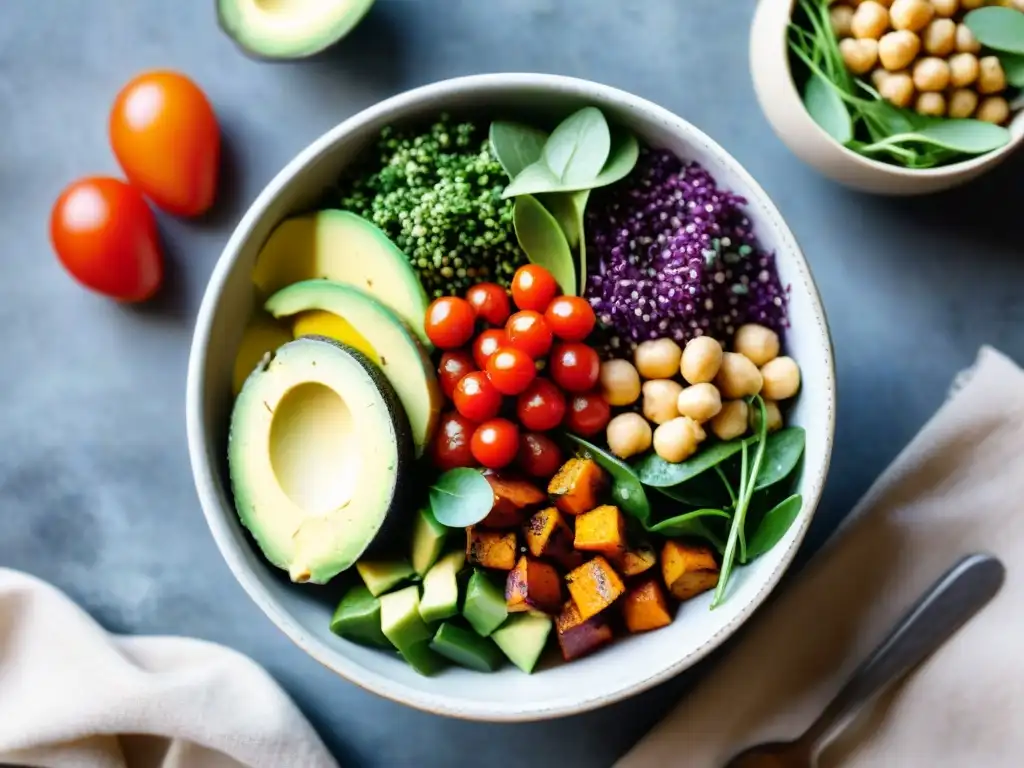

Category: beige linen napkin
[0, 569, 340, 768]
[619, 344, 1024, 768]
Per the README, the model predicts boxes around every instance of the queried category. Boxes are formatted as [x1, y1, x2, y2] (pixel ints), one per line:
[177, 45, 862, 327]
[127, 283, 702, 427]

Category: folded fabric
[618, 345, 1024, 768]
[0, 568, 340, 768]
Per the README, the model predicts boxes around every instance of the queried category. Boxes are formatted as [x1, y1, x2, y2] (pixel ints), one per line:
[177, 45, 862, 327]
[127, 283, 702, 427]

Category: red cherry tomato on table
[430, 411, 477, 471]
[465, 283, 511, 326]
[471, 418, 520, 469]
[517, 432, 564, 479]
[505, 311, 553, 359]
[50, 177, 163, 302]
[486, 347, 537, 396]
[545, 296, 597, 342]
[109, 70, 220, 218]
[516, 378, 567, 432]
[550, 343, 601, 393]
[564, 391, 611, 437]
[511, 264, 558, 312]
[472, 328, 507, 370]
[437, 350, 476, 400]
[425, 296, 476, 349]
[453, 372, 503, 422]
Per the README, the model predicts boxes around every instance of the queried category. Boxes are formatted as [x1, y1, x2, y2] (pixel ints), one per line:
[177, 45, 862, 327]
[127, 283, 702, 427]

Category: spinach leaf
[647, 508, 732, 538]
[745, 494, 804, 561]
[540, 192, 583, 250]
[860, 120, 1012, 155]
[564, 433, 651, 524]
[489, 121, 548, 180]
[965, 7, 1024, 55]
[804, 72, 853, 143]
[591, 131, 640, 187]
[429, 468, 494, 527]
[653, 477, 728, 508]
[571, 189, 590, 293]
[513, 194, 577, 296]
[542, 106, 611, 187]
[754, 427, 806, 491]
[634, 437, 749, 487]
[1000, 52, 1024, 87]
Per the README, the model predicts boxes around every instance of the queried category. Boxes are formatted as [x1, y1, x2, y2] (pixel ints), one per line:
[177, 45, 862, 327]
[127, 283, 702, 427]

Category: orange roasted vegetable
[622, 578, 672, 633]
[467, 527, 518, 571]
[547, 458, 607, 516]
[506, 556, 563, 614]
[482, 472, 547, 528]
[574, 505, 626, 557]
[555, 600, 614, 661]
[523, 507, 582, 570]
[617, 542, 658, 577]
[661, 540, 720, 600]
[565, 556, 626, 621]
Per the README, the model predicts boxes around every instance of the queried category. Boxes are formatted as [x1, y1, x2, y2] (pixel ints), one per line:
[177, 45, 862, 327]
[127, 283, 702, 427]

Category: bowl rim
[186, 71, 837, 722]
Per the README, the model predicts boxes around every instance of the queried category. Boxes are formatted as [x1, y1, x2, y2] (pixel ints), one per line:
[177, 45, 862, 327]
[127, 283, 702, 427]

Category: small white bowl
[750, 0, 1024, 195]
[186, 73, 836, 721]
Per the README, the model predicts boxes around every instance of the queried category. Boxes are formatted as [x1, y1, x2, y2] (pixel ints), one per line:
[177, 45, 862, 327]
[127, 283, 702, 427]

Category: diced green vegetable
[419, 550, 465, 624]
[411, 507, 447, 576]
[430, 622, 505, 672]
[491, 613, 553, 674]
[329, 585, 392, 649]
[356, 559, 415, 597]
[379, 585, 446, 676]
[462, 569, 508, 637]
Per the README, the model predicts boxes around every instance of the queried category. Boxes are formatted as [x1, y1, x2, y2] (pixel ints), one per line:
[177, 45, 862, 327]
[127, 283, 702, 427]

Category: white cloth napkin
[618, 344, 1024, 767]
[0, 568, 340, 768]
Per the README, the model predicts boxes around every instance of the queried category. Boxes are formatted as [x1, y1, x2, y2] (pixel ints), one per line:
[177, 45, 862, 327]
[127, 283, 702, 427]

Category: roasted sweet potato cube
[622, 578, 672, 633]
[505, 556, 563, 614]
[617, 542, 658, 577]
[523, 506, 579, 566]
[661, 540, 720, 600]
[466, 527, 518, 571]
[548, 458, 607, 516]
[565, 556, 626, 621]
[481, 472, 547, 528]
[574, 505, 626, 557]
[555, 600, 614, 661]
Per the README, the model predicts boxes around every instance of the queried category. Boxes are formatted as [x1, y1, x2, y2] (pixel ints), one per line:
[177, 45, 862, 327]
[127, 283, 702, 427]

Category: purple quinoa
[584, 147, 790, 356]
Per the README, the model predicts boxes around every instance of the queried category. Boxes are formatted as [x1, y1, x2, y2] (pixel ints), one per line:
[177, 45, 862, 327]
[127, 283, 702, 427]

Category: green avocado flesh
[379, 585, 446, 676]
[430, 622, 504, 673]
[264, 280, 441, 457]
[330, 585, 391, 649]
[251, 211, 430, 348]
[419, 551, 465, 624]
[411, 507, 447, 577]
[491, 614, 553, 674]
[217, 0, 376, 60]
[227, 336, 409, 584]
[462, 570, 508, 638]
[356, 558, 414, 597]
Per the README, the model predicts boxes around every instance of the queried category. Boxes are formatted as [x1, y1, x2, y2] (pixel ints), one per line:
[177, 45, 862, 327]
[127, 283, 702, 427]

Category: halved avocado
[232, 312, 293, 396]
[265, 280, 442, 457]
[217, 0, 375, 60]
[251, 211, 431, 349]
[228, 335, 411, 584]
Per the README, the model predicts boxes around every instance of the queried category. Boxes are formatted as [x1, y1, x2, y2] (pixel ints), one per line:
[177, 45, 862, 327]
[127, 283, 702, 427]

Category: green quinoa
[335, 114, 526, 298]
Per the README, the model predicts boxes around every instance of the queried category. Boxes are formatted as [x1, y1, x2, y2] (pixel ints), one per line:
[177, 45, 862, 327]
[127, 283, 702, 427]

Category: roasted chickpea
[732, 323, 780, 367]
[760, 356, 801, 401]
[676, 383, 723, 424]
[634, 338, 682, 380]
[978, 56, 1007, 95]
[959, 0, 984, 8]
[956, 23, 981, 54]
[840, 38, 880, 74]
[880, 72, 916, 107]
[871, 67, 892, 90]
[913, 57, 950, 91]
[949, 52, 980, 87]
[653, 417, 705, 464]
[922, 18, 955, 56]
[710, 400, 749, 441]
[915, 91, 947, 116]
[715, 352, 763, 399]
[889, 0, 933, 31]
[852, 1, 890, 39]
[599, 359, 642, 406]
[976, 96, 1010, 125]
[642, 379, 684, 425]
[830, 4, 856, 37]
[930, 0, 958, 15]
[948, 88, 979, 118]
[606, 412, 652, 460]
[879, 30, 921, 70]
[680, 336, 723, 384]
[750, 400, 784, 434]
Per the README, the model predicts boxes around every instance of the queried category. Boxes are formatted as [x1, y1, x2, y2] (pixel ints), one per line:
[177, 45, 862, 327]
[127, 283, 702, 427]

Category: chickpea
[634, 338, 682, 380]
[1013, 0, 1024, 11]
[840, 38, 880, 74]
[852, 1, 890, 39]
[889, 0, 933, 32]
[830, 4, 856, 37]
[653, 417, 705, 464]
[913, 57, 951, 91]
[955, 23, 981, 54]
[642, 379, 684, 425]
[959, 0, 984, 8]
[978, 56, 1007, 95]
[710, 400, 750, 441]
[871, 67, 892, 90]
[922, 18, 955, 56]
[880, 72, 916, 107]
[733, 324, 780, 367]
[878, 30, 921, 70]
[680, 336, 723, 384]
[916, 91, 947, 116]
[714, 352, 763, 400]
[976, 96, 1010, 125]
[750, 400, 784, 434]
[606, 412, 652, 460]
[948, 88, 979, 119]
[600, 359, 642, 406]
[949, 52, 979, 87]
[930, 0, 958, 15]
[676, 383, 723, 424]
[760, 357, 801, 401]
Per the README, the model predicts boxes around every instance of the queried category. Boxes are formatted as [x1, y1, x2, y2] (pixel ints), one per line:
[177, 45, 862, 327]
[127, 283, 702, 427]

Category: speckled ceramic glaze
[750, 0, 1024, 195]
[186, 73, 836, 721]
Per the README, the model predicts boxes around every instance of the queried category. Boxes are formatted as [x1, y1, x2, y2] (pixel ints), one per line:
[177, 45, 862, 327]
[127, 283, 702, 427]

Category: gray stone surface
[2, 0, 1023, 765]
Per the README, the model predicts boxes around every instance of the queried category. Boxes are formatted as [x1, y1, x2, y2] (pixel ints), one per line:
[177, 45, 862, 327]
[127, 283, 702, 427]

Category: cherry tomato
[505, 310, 554, 359]
[470, 418, 520, 469]
[564, 391, 612, 437]
[425, 296, 476, 349]
[465, 283, 511, 326]
[430, 411, 478, 470]
[516, 378, 567, 432]
[517, 432, 564, 479]
[550, 343, 601, 393]
[545, 296, 597, 342]
[453, 371, 503, 422]
[511, 264, 559, 312]
[486, 347, 537, 396]
[50, 177, 163, 302]
[437, 350, 477, 400]
[109, 70, 220, 218]
[472, 328, 507, 370]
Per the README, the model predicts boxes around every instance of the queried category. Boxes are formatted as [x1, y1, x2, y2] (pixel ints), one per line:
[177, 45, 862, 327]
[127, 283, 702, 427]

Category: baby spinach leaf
[804, 72, 853, 144]
[965, 7, 1024, 56]
[564, 433, 651, 524]
[542, 106, 611, 187]
[647, 508, 731, 538]
[745, 494, 804, 561]
[539, 192, 583, 250]
[634, 437, 750, 487]
[1000, 52, 1024, 87]
[653, 481, 727, 509]
[571, 189, 590, 293]
[754, 427, 806, 491]
[429, 468, 494, 528]
[513, 194, 577, 296]
[592, 131, 640, 187]
[490, 121, 549, 180]
[502, 160, 562, 198]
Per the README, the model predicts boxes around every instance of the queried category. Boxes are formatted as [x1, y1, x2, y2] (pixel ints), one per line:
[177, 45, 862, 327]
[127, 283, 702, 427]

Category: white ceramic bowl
[186, 73, 837, 721]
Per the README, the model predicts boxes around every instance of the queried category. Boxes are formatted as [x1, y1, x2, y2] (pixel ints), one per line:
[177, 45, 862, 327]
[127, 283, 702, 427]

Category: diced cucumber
[462, 569, 508, 637]
[491, 613, 552, 674]
[430, 622, 504, 672]
[329, 584, 391, 649]
[419, 550, 465, 624]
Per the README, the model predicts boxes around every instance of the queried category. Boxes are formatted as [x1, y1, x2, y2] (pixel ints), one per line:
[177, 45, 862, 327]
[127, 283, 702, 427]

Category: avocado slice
[227, 336, 411, 584]
[430, 622, 504, 672]
[490, 613, 553, 674]
[232, 313, 292, 396]
[356, 559, 414, 597]
[379, 585, 446, 676]
[252, 211, 430, 348]
[217, 0, 376, 60]
[330, 584, 391, 649]
[293, 309, 379, 366]
[411, 507, 447, 577]
[265, 280, 441, 457]
[419, 551, 465, 624]
[462, 570, 508, 638]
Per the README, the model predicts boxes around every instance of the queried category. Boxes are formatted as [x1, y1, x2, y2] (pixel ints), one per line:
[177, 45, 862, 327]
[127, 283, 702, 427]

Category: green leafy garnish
[563, 433, 651, 524]
[512, 195, 577, 297]
[541, 106, 611, 187]
[745, 494, 804, 562]
[428, 468, 493, 528]
[489, 120, 549, 179]
[964, 6, 1024, 56]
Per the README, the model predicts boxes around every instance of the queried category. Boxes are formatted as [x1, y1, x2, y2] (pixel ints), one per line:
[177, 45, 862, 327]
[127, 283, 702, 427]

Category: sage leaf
[804, 72, 853, 144]
[647, 508, 731, 538]
[513, 194, 576, 296]
[753, 427, 806, 491]
[429, 468, 494, 528]
[745, 494, 803, 561]
[542, 106, 611, 187]
[634, 437, 750, 487]
[1000, 52, 1024, 87]
[490, 121, 548, 180]
[564, 433, 651, 523]
[965, 7, 1024, 55]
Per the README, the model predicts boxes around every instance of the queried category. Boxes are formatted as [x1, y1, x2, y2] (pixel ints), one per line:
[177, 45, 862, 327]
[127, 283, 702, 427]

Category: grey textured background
[2, 1, 1023, 765]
